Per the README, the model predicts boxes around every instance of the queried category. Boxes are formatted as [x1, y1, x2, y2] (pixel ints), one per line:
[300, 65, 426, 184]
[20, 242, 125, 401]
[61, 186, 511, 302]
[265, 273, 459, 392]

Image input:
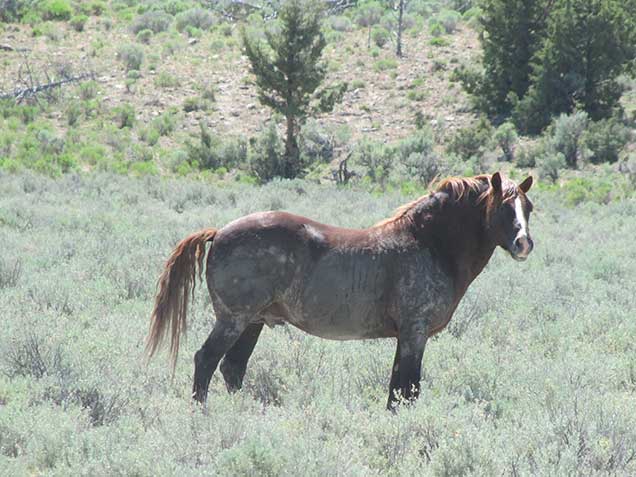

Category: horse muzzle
[509, 234, 533, 261]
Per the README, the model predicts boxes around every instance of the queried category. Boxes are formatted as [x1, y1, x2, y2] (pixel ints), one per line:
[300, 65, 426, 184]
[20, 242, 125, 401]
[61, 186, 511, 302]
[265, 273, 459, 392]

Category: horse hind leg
[192, 314, 251, 403]
[219, 322, 264, 393]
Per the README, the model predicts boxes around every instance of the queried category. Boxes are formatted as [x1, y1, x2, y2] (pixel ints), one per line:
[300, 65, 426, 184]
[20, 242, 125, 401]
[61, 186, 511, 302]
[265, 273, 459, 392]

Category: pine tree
[242, 0, 327, 179]
[515, 0, 636, 133]
[475, 0, 550, 116]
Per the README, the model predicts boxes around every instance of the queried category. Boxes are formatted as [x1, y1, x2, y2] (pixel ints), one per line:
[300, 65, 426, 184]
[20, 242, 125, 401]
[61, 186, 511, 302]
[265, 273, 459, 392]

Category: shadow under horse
[146, 172, 534, 409]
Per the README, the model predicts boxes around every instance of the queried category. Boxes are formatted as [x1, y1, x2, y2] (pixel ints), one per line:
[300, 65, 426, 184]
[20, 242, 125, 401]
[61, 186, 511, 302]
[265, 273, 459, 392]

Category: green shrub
[562, 177, 614, 206]
[351, 79, 366, 90]
[355, 138, 392, 187]
[65, 101, 82, 126]
[78, 80, 98, 100]
[494, 122, 518, 162]
[429, 36, 450, 47]
[40, 0, 72, 20]
[329, 15, 352, 32]
[89, 0, 106, 15]
[112, 103, 135, 128]
[152, 111, 176, 136]
[299, 120, 334, 165]
[219, 137, 248, 170]
[117, 44, 144, 71]
[373, 58, 398, 72]
[396, 130, 439, 184]
[70, 14, 88, 32]
[200, 84, 216, 102]
[175, 8, 215, 32]
[537, 151, 566, 183]
[371, 26, 390, 48]
[0, 0, 27, 22]
[139, 126, 160, 146]
[182, 96, 207, 112]
[136, 28, 153, 44]
[516, 142, 541, 168]
[154, 71, 179, 88]
[78, 143, 107, 165]
[249, 121, 285, 182]
[406, 90, 427, 102]
[33, 21, 64, 41]
[428, 21, 444, 37]
[447, 116, 493, 160]
[131, 10, 172, 34]
[582, 117, 630, 164]
[550, 111, 589, 168]
[437, 9, 461, 33]
[183, 25, 201, 38]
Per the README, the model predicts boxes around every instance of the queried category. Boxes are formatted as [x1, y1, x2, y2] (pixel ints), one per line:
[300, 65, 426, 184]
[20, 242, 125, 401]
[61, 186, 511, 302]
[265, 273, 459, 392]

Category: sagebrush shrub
[117, 44, 144, 71]
[537, 151, 566, 183]
[136, 28, 153, 44]
[371, 26, 390, 47]
[329, 15, 352, 32]
[494, 122, 518, 162]
[175, 8, 215, 32]
[131, 10, 172, 34]
[435, 9, 461, 33]
[447, 116, 493, 160]
[40, 0, 72, 21]
[249, 122, 285, 182]
[70, 14, 88, 32]
[550, 111, 589, 168]
[112, 103, 135, 129]
[582, 116, 630, 164]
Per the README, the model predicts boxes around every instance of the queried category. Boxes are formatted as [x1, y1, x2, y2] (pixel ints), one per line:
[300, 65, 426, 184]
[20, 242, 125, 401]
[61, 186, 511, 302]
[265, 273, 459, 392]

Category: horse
[146, 172, 534, 409]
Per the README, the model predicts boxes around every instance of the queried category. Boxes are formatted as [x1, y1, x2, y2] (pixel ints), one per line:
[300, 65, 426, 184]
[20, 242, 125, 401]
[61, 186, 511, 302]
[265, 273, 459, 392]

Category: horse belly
[295, 253, 395, 340]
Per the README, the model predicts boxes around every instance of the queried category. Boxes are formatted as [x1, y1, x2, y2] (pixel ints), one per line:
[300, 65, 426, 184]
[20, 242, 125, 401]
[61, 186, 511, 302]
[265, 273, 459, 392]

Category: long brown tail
[146, 228, 217, 371]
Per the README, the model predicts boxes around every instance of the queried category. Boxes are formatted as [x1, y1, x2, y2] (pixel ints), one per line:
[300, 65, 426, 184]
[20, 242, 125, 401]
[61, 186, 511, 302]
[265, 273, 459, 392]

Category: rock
[247, 103, 256, 110]
[188, 38, 198, 45]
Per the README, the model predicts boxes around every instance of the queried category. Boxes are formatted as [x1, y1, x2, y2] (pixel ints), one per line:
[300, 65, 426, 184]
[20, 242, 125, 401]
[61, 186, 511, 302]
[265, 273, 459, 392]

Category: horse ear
[491, 172, 502, 194]
[519, 176, 533, 193]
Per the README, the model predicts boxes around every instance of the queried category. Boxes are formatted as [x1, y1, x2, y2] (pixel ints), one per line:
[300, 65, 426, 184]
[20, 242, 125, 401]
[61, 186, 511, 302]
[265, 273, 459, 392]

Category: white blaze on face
[514, 197, 528, 239]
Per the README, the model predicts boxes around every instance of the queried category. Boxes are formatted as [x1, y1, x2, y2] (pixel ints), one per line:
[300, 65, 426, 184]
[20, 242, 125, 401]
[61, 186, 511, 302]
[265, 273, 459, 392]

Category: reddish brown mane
[376, 174, 519, 227]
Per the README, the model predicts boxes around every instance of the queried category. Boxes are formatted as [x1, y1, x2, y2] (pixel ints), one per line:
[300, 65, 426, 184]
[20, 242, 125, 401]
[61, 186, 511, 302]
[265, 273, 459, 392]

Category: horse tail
[146, 228, 217, 372]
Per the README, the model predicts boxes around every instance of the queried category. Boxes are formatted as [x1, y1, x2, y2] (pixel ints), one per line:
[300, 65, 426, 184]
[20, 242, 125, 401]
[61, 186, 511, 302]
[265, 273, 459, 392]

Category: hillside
[0, 4, 491, 179]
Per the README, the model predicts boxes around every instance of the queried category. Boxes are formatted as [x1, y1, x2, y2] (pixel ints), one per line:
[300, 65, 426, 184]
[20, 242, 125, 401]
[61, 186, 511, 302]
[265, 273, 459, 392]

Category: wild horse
[146, 172, 534, 409]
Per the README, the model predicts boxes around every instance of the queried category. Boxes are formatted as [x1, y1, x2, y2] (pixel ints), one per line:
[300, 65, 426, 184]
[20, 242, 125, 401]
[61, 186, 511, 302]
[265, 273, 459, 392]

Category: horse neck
[417, 195, 496, 292]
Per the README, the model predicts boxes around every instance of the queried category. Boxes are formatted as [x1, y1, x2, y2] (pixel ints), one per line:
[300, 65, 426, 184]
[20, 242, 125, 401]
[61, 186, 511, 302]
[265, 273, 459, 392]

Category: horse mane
[376, 174, 517, 227]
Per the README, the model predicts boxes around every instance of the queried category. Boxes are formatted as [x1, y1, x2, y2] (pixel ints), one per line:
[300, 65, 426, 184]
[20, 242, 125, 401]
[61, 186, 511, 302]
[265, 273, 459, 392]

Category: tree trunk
[396, 0, 404, 57]
[284, 114, 299, 178]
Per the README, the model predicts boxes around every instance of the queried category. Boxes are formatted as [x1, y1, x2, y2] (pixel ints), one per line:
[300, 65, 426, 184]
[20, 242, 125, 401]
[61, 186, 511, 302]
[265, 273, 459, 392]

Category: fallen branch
[0, 72, 95, 102]
[1, 53, 96, 104]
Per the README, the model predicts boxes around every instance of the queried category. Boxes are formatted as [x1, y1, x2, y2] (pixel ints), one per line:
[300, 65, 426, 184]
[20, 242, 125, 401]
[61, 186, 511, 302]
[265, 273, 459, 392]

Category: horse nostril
[514, 236, 532, 254]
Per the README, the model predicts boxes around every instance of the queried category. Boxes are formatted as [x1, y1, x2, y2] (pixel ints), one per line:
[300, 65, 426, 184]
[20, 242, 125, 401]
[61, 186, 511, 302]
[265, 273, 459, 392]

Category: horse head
[483, 172, 534, 261]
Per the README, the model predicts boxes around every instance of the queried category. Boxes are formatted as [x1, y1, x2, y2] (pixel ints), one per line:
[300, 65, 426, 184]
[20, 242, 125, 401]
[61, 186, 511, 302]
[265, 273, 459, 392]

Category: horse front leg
[386, 340, 401, 410]
[396, 320, 428, 405]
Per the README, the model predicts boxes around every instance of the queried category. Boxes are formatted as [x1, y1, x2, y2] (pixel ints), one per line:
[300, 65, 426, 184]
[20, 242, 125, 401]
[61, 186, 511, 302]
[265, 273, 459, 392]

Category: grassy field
[1, 171, 636, 475]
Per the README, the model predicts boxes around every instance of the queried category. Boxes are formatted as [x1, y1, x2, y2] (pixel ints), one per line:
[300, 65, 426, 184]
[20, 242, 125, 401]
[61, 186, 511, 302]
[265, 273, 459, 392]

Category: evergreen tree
[242, 0, 328, 179]
[515, 0, 636, 133]
[474, 0, 550, 116]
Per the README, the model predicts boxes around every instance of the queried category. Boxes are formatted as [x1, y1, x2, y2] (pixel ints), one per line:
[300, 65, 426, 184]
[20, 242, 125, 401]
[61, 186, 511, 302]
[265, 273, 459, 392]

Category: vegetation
[1, 1, 636, 473]
[242, 0, 336, 180]
[463, 0, 636, 133]
[1, 172, 636, 475]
